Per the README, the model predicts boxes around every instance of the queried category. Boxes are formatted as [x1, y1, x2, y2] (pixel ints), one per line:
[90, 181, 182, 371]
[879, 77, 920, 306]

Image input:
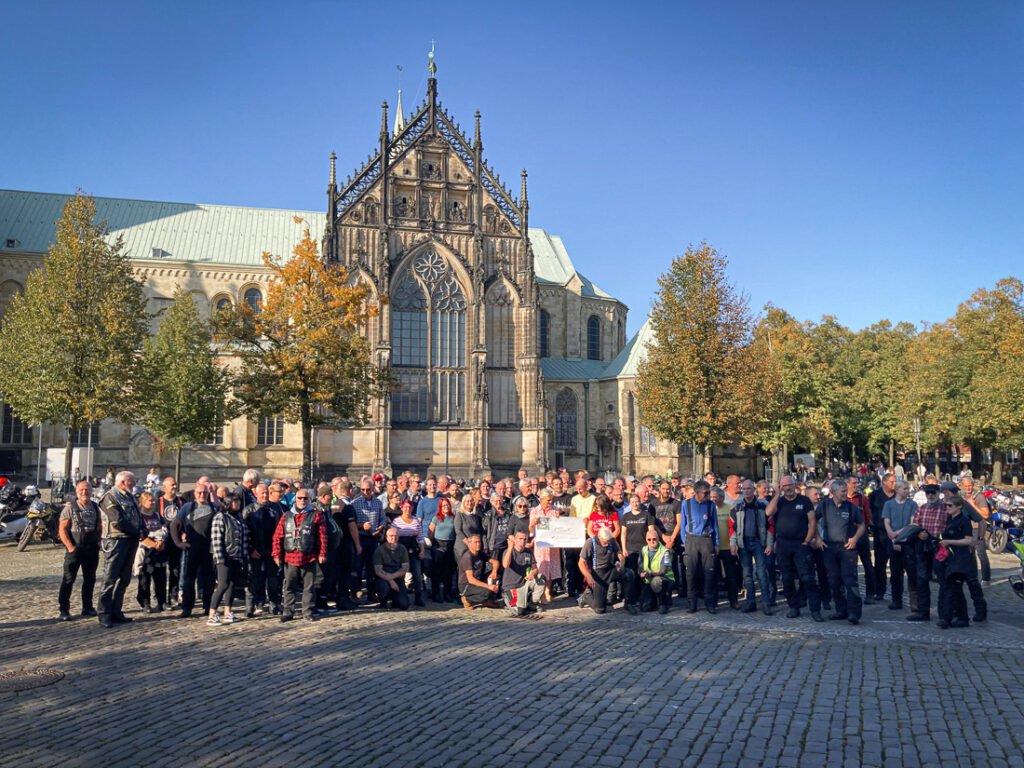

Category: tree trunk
[888, 439, 894, 470]
[851, 443, 857, 472]
[300, 400, 312, 484]
[933, 447, 940, 477]
[64, 425, 74, 493]
[771, 444, 787, 483]
[993, 450, 1004, 485]
[175, 445, 182, 485]
[703, 445, 712, 475]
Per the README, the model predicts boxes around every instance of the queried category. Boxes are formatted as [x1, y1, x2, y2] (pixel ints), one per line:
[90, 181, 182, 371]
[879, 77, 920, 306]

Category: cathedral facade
[0, 72, 757, 481]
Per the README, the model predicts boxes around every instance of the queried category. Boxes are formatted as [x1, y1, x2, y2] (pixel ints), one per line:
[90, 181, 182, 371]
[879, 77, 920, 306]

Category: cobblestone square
[1, 542, 1022, 768]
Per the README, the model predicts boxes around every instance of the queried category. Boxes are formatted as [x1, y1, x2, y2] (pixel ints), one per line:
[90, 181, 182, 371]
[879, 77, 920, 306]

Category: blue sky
[3, 1, 1022, 336]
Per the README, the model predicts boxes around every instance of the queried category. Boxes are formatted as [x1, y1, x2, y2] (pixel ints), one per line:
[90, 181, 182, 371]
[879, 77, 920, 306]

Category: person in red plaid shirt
[905, 483, 946, 623]
[272, 490, 328, 622]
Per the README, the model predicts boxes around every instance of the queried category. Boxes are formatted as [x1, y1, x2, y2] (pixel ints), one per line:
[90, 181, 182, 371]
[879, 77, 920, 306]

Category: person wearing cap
[680, 480, 719, 613]
[904, 483, 946, 622]
[812, 479, 865, 624]
[881, 480, 917, 611]
[578, 526, 637, 614]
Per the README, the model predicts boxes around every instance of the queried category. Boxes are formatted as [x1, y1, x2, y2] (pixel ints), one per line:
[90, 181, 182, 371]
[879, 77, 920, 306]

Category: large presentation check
[533, 515, 586, 548]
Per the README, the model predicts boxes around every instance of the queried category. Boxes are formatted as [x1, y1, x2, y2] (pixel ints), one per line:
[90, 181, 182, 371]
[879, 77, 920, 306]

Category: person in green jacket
[638, 530, 677, 614]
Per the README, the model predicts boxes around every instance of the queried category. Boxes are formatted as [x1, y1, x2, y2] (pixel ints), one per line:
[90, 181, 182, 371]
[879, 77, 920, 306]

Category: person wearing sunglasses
[271, 490, 328, 622]
[935, 496, 984, 628]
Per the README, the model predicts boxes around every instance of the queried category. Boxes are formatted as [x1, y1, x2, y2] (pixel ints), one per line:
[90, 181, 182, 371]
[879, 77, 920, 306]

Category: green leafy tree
[213, 224, 386, 481]
[0, 192, 148, 483]
[636, 242, 751, 473]
[138, 288, 234, 481]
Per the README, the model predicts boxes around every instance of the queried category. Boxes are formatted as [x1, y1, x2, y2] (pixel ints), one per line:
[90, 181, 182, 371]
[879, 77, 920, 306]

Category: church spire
[329, 151, 337, 188]
[427, 41, 437, 108]
[520, 169, 529, 233]
[473, 110, 482, 151]
[393, 89, 406, 137]
[379, 101, 389, 140]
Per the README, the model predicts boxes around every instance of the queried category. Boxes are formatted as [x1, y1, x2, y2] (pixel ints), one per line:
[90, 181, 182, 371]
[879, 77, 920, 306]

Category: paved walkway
[1, 542, 1022, 768]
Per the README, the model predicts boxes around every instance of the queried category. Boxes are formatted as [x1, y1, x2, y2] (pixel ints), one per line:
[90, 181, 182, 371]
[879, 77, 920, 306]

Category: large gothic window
[538, 309, 549, 358]
[391, 252, 466, 424]
[485, 282, 514, 368]
[486, 282, 521, 426]
[555, 389, 577, 451]
[587, 315, 601, 360]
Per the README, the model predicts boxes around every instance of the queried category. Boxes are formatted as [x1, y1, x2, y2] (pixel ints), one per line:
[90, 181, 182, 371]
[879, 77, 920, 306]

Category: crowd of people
[55, 465, 993, 630]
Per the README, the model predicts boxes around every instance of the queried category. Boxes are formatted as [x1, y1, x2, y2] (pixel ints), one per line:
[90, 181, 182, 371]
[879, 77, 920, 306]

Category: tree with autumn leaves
[213, 222, 386, 482]
[639, 243, 1024, 480]
[0, 192, 149, 484]
[636, 242, 752, 474]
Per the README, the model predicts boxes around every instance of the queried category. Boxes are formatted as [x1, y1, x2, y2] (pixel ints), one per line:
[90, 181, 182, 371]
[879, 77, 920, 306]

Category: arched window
[538, 309, 549, 358]
[243, 288, 263, 313]
[391, 252, 466, 424]
[555, 389, 578, 451]
[214, 295, 233, 314]
[587, 315, 601, 360]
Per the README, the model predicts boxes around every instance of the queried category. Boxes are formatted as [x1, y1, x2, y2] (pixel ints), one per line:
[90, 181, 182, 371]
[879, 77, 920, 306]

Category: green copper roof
[528, 228, 615, 300]
[0, 191, 621, 309]
[540, 357, 611, 381]
[601, 318, 653, 379]
[0, 189, 325, 267]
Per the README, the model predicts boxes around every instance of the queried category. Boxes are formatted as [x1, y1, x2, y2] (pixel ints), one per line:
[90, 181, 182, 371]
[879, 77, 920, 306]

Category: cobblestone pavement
[1, 541, 1023, 768]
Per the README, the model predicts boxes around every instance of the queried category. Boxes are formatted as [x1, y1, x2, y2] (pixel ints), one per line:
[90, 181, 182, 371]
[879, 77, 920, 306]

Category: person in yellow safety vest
[638, 530, 678, 614]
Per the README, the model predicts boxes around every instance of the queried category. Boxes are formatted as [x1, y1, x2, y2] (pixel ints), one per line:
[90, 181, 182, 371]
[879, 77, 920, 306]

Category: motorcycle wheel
[16, 520, 37, 552]
[988, 528, 1008, 554]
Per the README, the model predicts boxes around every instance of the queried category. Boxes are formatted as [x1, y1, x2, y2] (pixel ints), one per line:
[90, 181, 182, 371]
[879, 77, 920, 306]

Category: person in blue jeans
[729, 479, 773, 616]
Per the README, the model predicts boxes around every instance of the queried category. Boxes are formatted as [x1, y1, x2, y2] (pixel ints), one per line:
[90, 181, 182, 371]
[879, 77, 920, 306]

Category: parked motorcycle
[16, 497, 62, 552]
[1008, 530, 1024, 600]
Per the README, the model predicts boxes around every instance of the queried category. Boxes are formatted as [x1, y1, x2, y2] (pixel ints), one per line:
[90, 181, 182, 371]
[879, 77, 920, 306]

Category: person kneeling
[459, 534, 500, 609]
[373, 527, 410, 610]
[502, 531, 544, 617]
[578, 527, 637, 614]
[639, 530, 677, 614]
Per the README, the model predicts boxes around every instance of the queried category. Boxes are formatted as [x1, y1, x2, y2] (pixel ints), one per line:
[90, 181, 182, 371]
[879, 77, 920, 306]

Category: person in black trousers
[57, 480, 102, 620]
[172, 481, 217, 618]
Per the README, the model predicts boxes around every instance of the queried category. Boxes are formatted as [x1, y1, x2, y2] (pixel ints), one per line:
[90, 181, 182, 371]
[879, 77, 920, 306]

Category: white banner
[533, 515, 585, 548]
